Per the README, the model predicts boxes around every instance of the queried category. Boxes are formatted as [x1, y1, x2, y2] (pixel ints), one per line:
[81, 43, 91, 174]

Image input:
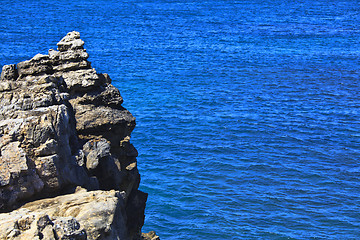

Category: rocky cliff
[0, 32, 158, 240]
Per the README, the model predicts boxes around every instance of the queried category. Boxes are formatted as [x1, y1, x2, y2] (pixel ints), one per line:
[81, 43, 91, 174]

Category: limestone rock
[0, 190, 127, 240]
[57, 31, 85, 52]
[0, 31, 151, 239]
[17, 54, 52, 76]
[141, 231, 160, 240]
[59, 68, 100, 92]
[0, 64, 17, 81]
[83, 138, 111, 170]
[53, 217, 87, 240]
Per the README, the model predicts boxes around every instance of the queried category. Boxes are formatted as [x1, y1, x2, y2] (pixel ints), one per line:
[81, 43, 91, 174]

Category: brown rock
[141, 231, 160, 240]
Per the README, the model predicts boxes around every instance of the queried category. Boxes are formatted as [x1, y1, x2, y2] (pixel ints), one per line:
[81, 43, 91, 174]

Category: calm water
[1, 1, 360, 239]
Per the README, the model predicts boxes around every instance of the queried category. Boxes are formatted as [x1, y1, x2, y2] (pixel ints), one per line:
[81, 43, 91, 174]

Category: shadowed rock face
[0, 31, 149, 240]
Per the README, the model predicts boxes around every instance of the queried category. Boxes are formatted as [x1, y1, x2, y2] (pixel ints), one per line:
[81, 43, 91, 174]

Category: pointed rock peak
[57, 31, 85, 52]
[62, 31, 80, 40]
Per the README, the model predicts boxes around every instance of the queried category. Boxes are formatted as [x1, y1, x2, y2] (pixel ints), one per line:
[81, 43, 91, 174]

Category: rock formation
[0, 31, 158, 240]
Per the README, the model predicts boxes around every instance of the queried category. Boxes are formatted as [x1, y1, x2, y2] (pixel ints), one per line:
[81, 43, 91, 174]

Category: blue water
[1, 1, 360, 239]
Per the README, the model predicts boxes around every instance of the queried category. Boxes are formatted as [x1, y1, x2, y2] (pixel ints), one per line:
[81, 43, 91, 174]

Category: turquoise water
[1, 1, 360, 239]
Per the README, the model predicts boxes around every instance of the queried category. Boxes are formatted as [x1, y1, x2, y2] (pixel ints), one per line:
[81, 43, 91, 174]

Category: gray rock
[57, 31, 85, 52]
[53, 217, 86, 240]
[0, 31, 150, 239]
[17, 54, 52, 76]
[49, 48, 89, 62]
[59, 68, 100, 92]
[0, 64, 17, 81]
[49, 48, 91, 73]
[83, 138, 111, 170]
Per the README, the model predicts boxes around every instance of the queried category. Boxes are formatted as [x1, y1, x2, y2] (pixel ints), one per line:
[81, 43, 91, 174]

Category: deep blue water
[1, 1, 360, 239]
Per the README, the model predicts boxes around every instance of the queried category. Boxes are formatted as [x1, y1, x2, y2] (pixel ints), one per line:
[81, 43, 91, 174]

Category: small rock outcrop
[0, 31, 154, 240]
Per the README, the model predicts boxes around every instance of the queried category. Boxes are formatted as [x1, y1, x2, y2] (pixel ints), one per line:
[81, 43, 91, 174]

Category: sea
[1, 1, 359, 239]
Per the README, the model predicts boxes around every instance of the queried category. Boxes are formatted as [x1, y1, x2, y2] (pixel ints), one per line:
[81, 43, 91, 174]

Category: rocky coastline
[0, 32, 158, 240]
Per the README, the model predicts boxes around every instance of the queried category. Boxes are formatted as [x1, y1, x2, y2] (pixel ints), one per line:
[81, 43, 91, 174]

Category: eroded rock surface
[0, 189, 126, 240]
[0, 31, 151, 240]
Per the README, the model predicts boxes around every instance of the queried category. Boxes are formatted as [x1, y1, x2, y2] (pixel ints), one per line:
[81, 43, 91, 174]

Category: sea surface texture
[1, 1, 359, 239]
